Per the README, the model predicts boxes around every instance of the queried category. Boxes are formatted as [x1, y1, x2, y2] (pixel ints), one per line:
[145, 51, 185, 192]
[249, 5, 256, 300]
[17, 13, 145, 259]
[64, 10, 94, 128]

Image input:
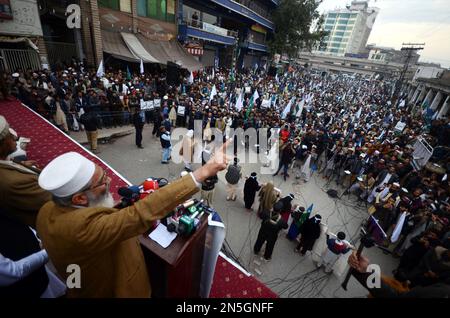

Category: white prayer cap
[39, 152, 96, 198]
[0, 115, 10, 141]
[12, 73, 19, 78]
[374, 150, 380, 155]
[302, 145, 308, 149]
[163, 95, 168, 100]
[393, 182, 400, 187]
[186, 130, 194, 138]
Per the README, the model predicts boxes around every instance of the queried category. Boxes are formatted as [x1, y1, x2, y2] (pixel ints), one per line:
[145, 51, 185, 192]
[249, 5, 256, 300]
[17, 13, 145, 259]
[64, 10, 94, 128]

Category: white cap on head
[0, 115, 10, 140]
[374, 150, 380, 155]
[186, 130, 194, 138]
[12, 73, 19, 78]
[393, 182, 400, 187]
[39, 152, 96, 197]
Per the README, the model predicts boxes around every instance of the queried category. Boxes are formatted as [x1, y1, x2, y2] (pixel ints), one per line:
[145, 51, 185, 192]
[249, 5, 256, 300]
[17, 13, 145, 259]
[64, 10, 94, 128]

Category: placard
[261, 99, 271, 108]
[245, 87, 251, 93]
[154, 99, 161, 108]
[177, 105, 186, 116]
[140, 100, 154, 110]
[394, 121, 406, 132]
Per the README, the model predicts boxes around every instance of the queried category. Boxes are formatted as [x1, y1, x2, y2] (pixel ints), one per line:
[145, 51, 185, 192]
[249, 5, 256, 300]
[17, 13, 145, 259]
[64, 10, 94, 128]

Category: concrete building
[178, 0, 278, 69]
[404, 69, 450, 119]
[0, 0, 48, 71]
[317, 0, 378, 57]
[297, 52, 404, 78]
[412, 63, 445, 81]
[366, 44, 420, 65]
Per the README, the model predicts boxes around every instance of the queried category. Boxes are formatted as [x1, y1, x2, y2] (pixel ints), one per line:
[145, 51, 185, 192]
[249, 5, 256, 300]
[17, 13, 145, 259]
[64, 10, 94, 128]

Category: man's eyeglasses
[89, 170, 109, 191]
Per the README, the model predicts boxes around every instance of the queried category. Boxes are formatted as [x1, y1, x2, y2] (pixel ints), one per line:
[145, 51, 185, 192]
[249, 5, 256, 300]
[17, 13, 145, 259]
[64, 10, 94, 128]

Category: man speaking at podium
[36, 142, 231, 298]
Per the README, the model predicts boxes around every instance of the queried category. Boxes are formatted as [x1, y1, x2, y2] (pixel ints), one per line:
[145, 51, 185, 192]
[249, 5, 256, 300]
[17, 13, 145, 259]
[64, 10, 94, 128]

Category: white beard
[88, 192, 115, 208]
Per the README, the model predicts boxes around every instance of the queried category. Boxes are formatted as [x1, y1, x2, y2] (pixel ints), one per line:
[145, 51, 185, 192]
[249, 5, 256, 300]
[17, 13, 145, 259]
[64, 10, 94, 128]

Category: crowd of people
[1, 56, 450, 297]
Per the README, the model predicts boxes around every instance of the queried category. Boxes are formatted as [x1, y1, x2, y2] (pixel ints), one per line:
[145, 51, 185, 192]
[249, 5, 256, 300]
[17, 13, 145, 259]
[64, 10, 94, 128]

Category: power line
[391, 42, 425, 105]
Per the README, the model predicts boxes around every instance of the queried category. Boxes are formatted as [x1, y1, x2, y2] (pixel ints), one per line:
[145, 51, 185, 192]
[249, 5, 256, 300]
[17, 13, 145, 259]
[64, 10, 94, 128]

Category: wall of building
[413, 66, 444, 81]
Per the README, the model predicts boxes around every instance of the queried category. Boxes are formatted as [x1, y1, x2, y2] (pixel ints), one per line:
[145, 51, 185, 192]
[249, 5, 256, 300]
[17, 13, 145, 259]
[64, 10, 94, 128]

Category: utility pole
[391, 43, 424, 106]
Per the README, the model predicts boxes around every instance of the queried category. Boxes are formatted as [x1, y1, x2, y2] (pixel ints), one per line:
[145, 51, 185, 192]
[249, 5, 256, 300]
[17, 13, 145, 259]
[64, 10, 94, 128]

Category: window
[336, 25, 347, 30]
[99, 0, 119, 10]
[119, 0, 131, 13]
[138, 0, 176, 22]
[167, 0, 175, 22]
[159, 0, 167, 20]
[327, 13, 337, 18]
[137, 0, 146, 16]
[148, 0, 158, 19]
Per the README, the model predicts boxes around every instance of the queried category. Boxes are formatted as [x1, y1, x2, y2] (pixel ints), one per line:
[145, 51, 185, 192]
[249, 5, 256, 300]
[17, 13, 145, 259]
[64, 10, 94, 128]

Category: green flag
[296, 204, 313, 228]
[126, 66, 131, 81]
[245, 89, 260, 119]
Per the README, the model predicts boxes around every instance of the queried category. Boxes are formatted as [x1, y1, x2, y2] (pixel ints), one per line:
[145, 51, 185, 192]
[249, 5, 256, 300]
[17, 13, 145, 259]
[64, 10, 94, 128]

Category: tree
[269, 0, 328, 58]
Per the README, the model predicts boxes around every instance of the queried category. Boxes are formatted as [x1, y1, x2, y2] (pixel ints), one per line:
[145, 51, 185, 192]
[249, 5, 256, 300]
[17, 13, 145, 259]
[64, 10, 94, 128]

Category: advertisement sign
[202, 22, 228, 37]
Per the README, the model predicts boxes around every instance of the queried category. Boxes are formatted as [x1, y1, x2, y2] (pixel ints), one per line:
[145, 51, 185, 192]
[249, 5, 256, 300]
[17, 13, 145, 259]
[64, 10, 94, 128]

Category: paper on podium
[149, 223, 177, 248]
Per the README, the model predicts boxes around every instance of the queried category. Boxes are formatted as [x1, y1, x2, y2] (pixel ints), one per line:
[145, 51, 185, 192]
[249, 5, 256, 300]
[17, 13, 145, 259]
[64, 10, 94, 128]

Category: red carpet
[0, 99, 277, 298]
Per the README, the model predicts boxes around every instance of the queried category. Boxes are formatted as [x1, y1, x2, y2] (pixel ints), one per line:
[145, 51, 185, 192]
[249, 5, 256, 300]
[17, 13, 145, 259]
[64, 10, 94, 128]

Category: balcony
[209, 0, 275, 31]
[179, 19, 238, 46]
[241, 41, 268, 52]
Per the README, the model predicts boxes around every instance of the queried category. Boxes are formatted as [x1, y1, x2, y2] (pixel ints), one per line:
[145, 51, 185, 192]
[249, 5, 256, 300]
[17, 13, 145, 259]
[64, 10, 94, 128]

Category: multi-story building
[317, 0, 378, 57]
[177, 0, 278, 69]
[366, 44, 420, 65]
[0, 0, 48, 72]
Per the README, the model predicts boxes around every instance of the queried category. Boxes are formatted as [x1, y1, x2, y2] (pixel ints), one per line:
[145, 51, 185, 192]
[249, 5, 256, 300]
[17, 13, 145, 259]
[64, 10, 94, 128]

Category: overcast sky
[317, 0, 450, 68]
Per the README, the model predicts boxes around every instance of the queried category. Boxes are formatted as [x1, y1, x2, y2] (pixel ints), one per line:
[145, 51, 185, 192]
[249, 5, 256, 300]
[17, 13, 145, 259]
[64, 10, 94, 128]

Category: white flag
[282, 97, 295, 119]
[96, 59, 104, 78]
[355, 107, 362, 119]
[212, 68, 215, 79]
[235, 92, 244, 111]
[209, 85, 217, 102]
[140, 59, 144, 74]
[296, 99, 305, 117]
[391, 212, 407, 243]
[275, 73, 279, 83]
[188, 71, 194, 84]
[252, 89, 260, 102]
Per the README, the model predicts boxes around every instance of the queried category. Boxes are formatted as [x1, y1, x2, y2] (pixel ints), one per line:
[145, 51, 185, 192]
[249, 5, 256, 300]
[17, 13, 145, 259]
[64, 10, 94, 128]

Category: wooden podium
[139, 215, 208, 298]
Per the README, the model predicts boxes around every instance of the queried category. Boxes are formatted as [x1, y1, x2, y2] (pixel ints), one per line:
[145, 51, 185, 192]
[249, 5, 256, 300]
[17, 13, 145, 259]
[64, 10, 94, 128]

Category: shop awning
[102, 30, 139, 62]
[120, 32, 159, 64]
[136, 35, 203, 71]
[136, 35, 171, 65]
[161, 40, 204, 71]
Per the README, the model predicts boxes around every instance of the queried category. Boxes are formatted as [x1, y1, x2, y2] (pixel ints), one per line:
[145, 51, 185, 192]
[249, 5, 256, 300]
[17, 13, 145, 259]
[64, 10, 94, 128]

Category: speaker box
[167, 61, 180, 86]
[327, 189, 338, 198]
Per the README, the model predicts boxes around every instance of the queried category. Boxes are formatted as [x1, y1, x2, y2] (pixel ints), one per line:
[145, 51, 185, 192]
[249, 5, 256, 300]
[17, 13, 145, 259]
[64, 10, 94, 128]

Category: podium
[139, 215, 208, 298]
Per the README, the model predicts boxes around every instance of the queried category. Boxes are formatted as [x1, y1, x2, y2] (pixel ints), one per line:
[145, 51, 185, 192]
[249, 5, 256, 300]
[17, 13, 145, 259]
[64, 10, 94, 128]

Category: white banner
[154, 99, 161, 108]
[140, 100, 154, 110]
[177, 105, 185, 116]
[261, 99, 271, 108]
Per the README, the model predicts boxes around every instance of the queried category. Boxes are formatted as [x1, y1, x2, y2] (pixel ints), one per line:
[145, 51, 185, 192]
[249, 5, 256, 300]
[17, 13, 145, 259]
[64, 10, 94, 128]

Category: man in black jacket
[80, 108, 100, 153]
[295, 214, 322, 255]
[254, 202, 288, 261]
[243, 172, 261, 210]
[132, 107, 145, 149]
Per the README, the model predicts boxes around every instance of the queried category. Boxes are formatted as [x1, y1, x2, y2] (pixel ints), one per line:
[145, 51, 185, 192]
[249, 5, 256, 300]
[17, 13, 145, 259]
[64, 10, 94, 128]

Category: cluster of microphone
[116, 178, 168, 208]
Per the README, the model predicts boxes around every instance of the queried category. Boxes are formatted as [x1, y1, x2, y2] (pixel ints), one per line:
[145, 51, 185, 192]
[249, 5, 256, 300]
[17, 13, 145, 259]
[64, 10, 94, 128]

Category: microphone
[117, 186, 141, 208]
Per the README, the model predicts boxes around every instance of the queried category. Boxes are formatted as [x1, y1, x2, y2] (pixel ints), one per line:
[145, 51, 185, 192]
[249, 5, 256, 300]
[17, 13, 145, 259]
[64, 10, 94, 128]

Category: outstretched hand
[193, 140, 232, 183]
[348, 251, 370, 273]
